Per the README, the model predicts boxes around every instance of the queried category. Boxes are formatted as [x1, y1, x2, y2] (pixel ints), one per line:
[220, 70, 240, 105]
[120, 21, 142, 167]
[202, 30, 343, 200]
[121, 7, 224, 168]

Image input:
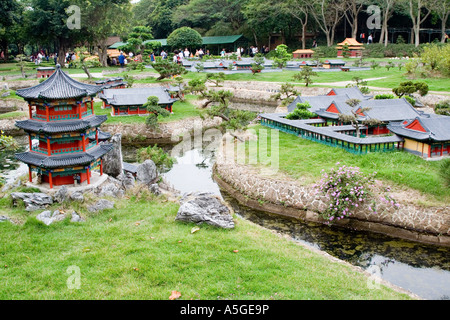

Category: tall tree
[375, 0, 398, 46]
[408, 0, 436, 46]
[27, 0, 86, 65]
[430, 0, 450, 43]
[133, 0, 187, 39]
[77, 0, 132, 67]
[284, 0, 309, 49]
[0, 0, 22, 61]
[343, 0, 364, 39]
[308, 0, 345, 46]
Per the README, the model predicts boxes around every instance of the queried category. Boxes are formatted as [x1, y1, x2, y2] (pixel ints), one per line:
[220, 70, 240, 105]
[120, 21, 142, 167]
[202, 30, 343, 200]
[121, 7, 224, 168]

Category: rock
[87, 199, 115, 213]
[117, 172, 135, 190]
[136, 160, 158, 186]
[36, 209, 82, 225]
[69, 191, 84, 202]
[36, 210, 53, 225]
[70, 211, 84, 222]
[102, 133, 123, 178]
[11, 192, 53, 211]
[0, 216, 11, 223]
[54, 186, 68, 203]
[99, 183, 124, 198]
[175, 192, 234, 229]
[149, 183, 161, 195]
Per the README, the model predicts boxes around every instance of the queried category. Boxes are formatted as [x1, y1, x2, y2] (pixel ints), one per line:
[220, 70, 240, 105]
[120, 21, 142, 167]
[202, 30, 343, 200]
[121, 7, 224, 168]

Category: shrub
[285, 102, 316, 120]
[137, 144, 175, 173]
[374, 94, 395, 100]
[314, 164, 376, 223]
[314, 164, 401, 224]
[404, 95, 416, 106]
[435, 100, 450, 116]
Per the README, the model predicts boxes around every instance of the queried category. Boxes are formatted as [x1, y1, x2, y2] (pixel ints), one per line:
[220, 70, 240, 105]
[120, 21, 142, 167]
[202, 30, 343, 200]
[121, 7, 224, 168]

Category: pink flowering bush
[314, 163, 377, 223]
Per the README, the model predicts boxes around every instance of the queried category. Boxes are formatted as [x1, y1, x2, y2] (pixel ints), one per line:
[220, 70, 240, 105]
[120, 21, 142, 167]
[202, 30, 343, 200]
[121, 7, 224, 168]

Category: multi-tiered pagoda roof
[15, 65, 113, 189]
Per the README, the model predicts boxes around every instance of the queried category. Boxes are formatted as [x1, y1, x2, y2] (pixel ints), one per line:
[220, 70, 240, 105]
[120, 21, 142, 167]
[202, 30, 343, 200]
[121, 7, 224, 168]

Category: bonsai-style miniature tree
[152, 60, 187, 81]
[338, 99, 381, 138]
[15, 54, 31, 79]
[206, 72, 225, 87]
[251, 54, 265, 75]
[272, 44, 292, 69]
[73, 47, 101, 79]
[271, 82, 300, 107]
[392, 81, 429, 98]
[144, 96, 171, 128]
[292, 66, 318, 87]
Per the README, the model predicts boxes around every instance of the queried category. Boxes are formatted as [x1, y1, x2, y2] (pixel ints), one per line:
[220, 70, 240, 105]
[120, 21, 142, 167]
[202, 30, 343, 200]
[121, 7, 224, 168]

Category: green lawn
[0, 191, 413, 300]
[245, 125, 449, 205]
[94, 95, 201, 125]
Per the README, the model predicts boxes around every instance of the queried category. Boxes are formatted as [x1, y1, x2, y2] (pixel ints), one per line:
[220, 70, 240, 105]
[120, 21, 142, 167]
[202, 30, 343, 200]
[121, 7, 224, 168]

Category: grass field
[0, 190, 413, 300]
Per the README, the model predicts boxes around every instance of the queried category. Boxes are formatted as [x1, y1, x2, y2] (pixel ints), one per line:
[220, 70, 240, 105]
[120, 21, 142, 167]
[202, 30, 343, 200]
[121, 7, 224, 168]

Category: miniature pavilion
[14, 65, 113, 189]
[336, 38, 364, 58]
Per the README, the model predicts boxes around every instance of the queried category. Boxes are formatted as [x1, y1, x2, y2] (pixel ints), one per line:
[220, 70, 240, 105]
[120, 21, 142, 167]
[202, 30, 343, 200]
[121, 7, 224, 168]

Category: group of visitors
[359, 33, 374, 44]
[30, 51, 56, 65]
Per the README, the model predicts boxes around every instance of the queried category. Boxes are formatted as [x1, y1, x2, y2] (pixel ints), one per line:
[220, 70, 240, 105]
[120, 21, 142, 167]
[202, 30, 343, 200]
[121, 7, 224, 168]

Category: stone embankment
[213, 155, 450, 247]
[102, 116, 222, 146]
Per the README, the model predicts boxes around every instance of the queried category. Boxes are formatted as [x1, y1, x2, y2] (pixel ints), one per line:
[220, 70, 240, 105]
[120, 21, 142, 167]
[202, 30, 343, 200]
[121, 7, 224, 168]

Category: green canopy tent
[109, 35, 248, 55]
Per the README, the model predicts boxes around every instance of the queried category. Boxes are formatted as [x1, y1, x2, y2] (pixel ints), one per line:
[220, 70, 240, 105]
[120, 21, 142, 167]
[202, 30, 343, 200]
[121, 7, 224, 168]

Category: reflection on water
[222, 193, 450, 300]
[162, 148, 222, 196]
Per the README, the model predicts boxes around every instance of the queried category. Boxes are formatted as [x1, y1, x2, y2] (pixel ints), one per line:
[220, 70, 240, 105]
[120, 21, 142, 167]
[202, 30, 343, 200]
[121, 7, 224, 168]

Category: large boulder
[102, 133, 123, 178]
[10, 192, 53, 211]
[136, 160, 158, 186]
[175, 192, 234, 229]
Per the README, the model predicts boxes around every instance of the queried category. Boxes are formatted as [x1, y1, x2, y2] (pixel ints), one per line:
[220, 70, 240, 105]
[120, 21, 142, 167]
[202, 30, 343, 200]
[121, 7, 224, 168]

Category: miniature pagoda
[14, 64, 113, 189]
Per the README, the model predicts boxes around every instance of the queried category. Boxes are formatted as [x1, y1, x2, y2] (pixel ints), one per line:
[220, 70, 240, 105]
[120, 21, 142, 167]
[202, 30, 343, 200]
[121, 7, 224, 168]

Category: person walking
[118, 51, 125, 68]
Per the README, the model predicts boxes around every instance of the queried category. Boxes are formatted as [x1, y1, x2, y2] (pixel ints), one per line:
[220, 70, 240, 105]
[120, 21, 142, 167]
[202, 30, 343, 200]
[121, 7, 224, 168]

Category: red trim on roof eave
[327, 90, 336, 96]
[405, 119, 427, 132]
[326, 103, 340, 114]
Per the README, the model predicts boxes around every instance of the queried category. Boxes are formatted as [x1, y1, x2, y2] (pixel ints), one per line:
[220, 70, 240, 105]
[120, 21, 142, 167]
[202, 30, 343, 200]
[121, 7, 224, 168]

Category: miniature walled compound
[14, 65, 114, 189]
[260, 87, 450, 160]
[36, 67, 56, 79]
[98, 87, 178, 116]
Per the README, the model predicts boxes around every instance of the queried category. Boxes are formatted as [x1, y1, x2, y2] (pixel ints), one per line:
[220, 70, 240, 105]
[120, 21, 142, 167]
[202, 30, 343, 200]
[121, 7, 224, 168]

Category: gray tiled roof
[261, 113, 403, 144]
[15, 115, 107, 134]
[99, 87, 177, 106]
[387, 116, 450, 141]
[328, 87, 372, 100]
[16, 65, 102, 100]
[15, 144, 113, 169]
[288, 95, 351, 113]
[358, 98, 424, 122]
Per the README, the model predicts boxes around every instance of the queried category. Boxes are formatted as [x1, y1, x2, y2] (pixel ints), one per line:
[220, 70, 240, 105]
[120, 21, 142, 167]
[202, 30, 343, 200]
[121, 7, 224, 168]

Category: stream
[124, 142, 450, 300]
[2, 137, 450, 300]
